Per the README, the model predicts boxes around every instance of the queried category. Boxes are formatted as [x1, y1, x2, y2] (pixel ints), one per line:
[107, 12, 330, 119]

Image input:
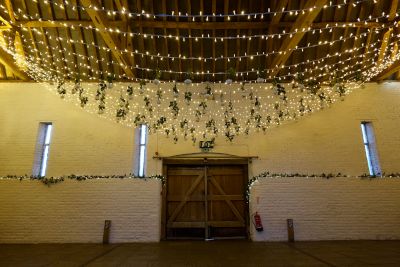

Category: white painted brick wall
[1, 82, 400, 242]
[0, 179, 162, 243]
[1, 83, 400, 176]
[250, 177, 400, 241]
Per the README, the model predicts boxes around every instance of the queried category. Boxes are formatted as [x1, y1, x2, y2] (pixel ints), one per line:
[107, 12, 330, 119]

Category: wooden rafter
[4, 0, 16, 23]
[2, 1, 30, 78]
[269, 0, 328, 78]
[375, 59, 400, 81]
[377, 0, 398, 66]
[0, 15, 12, 29]
[80, 0, 134, 79]
[0, 45, 29, 80]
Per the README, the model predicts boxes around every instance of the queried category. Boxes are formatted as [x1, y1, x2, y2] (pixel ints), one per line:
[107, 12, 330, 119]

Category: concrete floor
[0, 241, 399, 267]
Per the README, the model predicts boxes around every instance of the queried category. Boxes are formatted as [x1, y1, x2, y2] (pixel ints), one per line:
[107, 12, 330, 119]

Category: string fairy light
[8, 21, 393, 82]
[0, 0, 396, 143]
[3, 0, 374, 21]
[9, 10, 392, 42]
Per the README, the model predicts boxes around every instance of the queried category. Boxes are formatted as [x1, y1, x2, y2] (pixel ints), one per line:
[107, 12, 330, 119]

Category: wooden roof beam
[377, 0, 398, 65]
[4, 0, 16, 23]
[0, 45, 29, 80]
[79, 0, 134, 78]
[269, 0, 328, 78]
[16, 20, 124, 29]
[375, 59, 400, 81]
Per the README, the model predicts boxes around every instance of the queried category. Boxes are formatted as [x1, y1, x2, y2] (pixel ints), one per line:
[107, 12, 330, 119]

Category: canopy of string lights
[0, 0, 399, 142]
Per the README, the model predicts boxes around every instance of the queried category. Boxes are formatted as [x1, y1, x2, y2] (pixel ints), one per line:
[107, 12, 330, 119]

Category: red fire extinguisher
[253, 212, 264, 232]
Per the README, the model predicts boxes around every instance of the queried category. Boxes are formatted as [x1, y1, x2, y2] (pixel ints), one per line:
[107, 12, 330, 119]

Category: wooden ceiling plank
[59, 0, 79, 76]
[115, 0, 135, 74]
[174, 0, 182, 79]
[200, 0, 204, 78]
[136, 0, 148, 79]
[20, 0, 41, 66]
[350, 2, 367, 69]
[187, 0, 194, 79]
[338, 0, 355, 62]
[148, 0, 159, 79]
[269, 0, 328, 78]
[35, 3, 57, 77]
[45, 0, 69, 77]
[325, 0, 344, 70]
[224, 0, 229, 80]
[267, 0, 288, 73]
[212, 0, 216, 81]
[235, 0, 242, 73]
[90, 28, 104, 79]
[80, 0, 134, 79]
[161, 0, 171, 81]
[69, 0, 94, 79]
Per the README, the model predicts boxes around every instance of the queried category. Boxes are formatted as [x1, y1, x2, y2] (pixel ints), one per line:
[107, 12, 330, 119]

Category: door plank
[167, 173, 204, 224]
[209, 177, 245, 224]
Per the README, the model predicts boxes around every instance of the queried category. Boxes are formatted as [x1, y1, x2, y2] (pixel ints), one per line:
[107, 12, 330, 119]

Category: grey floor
[0, 241, 399, 266]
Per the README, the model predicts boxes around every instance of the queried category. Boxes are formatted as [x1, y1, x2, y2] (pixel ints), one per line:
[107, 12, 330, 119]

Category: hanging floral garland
[50, 71, 365, 144]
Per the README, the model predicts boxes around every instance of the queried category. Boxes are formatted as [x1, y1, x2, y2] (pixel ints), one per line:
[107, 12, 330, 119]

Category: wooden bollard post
[287, 219, 294, 242]
[103, 220, 111, 244]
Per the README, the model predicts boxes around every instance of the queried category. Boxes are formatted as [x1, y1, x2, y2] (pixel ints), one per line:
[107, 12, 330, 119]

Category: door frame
[161, 158, 250, 240]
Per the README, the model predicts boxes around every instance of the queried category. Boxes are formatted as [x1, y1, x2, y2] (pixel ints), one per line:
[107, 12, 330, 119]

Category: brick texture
[250, 177, 400, 241]
[0, 179, 161, 243]
[1, 82, 400, 242]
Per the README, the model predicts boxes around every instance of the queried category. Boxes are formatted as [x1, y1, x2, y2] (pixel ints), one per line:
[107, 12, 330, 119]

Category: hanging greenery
[169, 100, 179, 118]
[184, 91, 192, 105]
[172, 83, 179, 98]
[57, 81, 66, 98]
[0, 174, 165, 186]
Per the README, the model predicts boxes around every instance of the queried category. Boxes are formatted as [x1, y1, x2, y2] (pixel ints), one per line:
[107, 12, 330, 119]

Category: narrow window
[137, 124, 148, 177]
[360, 122, 381, 176]
[33, 123, 53, 177]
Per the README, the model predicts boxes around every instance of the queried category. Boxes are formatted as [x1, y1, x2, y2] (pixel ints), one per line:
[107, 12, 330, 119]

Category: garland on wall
[0, 174, 165, 186]
[245, 172, 400, 203]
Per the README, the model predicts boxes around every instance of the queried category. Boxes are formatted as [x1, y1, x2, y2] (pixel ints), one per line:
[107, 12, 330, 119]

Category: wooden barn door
[165, 163, 248, 240]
